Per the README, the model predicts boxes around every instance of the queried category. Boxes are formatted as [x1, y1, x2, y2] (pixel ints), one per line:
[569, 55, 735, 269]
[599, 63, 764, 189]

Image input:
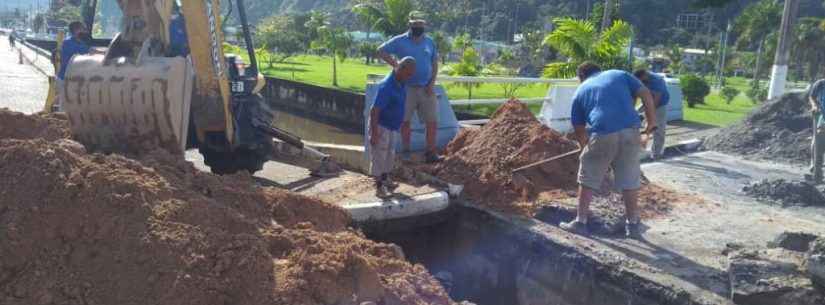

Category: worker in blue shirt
[634, 69, 671, 160]
[378, 15, 441, 163]
[369, 57, 417, 198]
[168, 6, 189, 57]
[807, 79, 825, 184]
[561, 62, 658, 239]
[56, 21, 92, 111]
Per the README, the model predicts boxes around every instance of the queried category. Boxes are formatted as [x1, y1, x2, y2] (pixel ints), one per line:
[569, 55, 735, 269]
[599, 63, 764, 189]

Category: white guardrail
[367, 74, 578, 106]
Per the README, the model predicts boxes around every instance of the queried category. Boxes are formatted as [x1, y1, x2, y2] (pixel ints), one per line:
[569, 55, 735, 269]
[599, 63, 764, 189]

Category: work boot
[560, 220, 590, 236]
[425, 151, 443, 164]
[625, 221, 643, 240]
[381, 174, 399, 192]
[375, 184, 392, 199]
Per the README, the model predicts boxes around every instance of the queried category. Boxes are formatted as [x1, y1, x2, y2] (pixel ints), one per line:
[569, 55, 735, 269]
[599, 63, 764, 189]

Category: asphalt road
[0, 35, 49, 114]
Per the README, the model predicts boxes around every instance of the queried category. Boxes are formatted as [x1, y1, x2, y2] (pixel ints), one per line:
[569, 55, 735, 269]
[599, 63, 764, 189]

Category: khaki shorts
[370, 125, 397, 177]
[404, 86, 438, 123]
[578, 128, 642, 191]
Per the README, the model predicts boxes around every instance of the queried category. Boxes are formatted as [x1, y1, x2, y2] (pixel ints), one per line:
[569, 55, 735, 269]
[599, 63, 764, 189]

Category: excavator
[59, 0, 339, 176]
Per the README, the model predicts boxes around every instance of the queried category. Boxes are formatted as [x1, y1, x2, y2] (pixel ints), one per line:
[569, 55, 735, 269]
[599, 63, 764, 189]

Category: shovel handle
[512, 149, 582, 174]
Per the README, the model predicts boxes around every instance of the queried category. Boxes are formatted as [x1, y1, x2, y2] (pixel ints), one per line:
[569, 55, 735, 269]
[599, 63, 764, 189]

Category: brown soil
[412, 100, 697, 218]
[0, 108, 70, 140]
[431, 100, 580, 213]
[0, 110, 453, 305]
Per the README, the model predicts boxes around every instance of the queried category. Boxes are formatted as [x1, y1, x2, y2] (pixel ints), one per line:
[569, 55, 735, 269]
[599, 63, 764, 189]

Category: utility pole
[601, 0, 615, 31]
[768, 0, 800, 100]
[716, 23, 731, 88]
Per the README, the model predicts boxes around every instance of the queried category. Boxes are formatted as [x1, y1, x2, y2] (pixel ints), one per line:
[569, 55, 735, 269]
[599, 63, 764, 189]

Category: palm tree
[542, 17, 632, 78]
[352, 0, 416, 38]
[794, 17, 825, 81]
[307, 12, 352, 87]
[733, 0, 782, 87]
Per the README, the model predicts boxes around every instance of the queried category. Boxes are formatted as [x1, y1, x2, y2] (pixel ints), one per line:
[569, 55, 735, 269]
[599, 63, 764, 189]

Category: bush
[746, 86, 768, 103]
[721, 86, 740, 104]
[680, 74, 711, 108]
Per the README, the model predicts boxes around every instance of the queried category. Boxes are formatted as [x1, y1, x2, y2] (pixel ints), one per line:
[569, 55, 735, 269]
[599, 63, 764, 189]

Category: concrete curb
[15, 40, 53, 77]
[346, 191, 450, 223]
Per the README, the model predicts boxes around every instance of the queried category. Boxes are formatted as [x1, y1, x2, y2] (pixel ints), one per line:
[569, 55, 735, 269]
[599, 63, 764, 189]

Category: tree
[352, 0, 417, 37]
[310, 19, 353, 87]
[255, 14, 308, 67]
[452, 33, 472, 54]
[430, 31, 451, 65]
[443, 47, 482, 100]
[358, 42, 380, 64]
[721, 86, 740, 104]
[793, 17, 825, 81]
[665, 45, 684, 74]
[542, 17, 632, 78]
[483, 63, 529, 98]
[733, 0, 782, 87]
[680, 74, 710, 107]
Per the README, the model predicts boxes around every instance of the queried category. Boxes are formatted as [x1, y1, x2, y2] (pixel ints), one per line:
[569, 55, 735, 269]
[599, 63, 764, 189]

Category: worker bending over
[369, 57, 417, 198]
[807, 78, 825, 184]
[634, 69, 670, 160]
[561, 62, 658, 239]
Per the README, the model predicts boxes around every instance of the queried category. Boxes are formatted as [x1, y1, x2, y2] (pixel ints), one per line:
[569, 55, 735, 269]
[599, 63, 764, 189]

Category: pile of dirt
[704, 93, 813, 164]
[0, 111, 453, 305]
[0, 108, 70, 140]
[743, 179, 825, 207]
[430, 100, 580, 212]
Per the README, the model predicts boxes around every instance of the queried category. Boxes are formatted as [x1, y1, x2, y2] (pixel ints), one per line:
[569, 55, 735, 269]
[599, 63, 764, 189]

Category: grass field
[260, 54, 762, 127]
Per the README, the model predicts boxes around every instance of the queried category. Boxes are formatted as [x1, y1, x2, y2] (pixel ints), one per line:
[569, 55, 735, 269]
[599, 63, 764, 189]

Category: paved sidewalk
[0, 34, 49, 114]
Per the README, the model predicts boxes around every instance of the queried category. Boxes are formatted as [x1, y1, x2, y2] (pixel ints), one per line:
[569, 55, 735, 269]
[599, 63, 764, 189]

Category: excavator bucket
[62, 53, 194, 154]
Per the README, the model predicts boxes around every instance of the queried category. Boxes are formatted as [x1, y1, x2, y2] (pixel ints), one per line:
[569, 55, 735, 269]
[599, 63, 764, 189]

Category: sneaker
[625, 222, 643, 240]
[560, 220, 590, 236]
[425, 151, 443, 164]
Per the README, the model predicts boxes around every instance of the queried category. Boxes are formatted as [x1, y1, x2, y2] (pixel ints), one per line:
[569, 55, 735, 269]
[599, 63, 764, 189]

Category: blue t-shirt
[373, 73, 406, 131]
[59, 36, 91, 80]
[647, 73, 670, 108]
[378, 32, 437, 87]
[169, 14, 190, 57]
[810, 79, 825, 126]
[571, 70, 644, 135]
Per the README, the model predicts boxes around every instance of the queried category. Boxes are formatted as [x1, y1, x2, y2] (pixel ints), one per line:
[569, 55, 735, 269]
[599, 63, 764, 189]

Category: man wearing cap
[634, 69, 670, 160]
[378, 14, 441, 163]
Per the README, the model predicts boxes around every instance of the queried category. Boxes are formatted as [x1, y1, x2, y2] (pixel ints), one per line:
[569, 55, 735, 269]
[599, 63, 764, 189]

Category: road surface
[0, 35, 49, 114]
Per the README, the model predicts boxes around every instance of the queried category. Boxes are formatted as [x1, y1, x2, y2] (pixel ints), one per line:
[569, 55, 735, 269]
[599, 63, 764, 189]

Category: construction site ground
[6, 36, 825, 304]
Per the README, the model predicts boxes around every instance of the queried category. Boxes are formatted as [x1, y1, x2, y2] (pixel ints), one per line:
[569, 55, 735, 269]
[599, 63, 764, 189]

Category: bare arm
[369, 107, 381, 145]
[378, 50, 398, 69]
[636, 87, 658, 133]
[651, 91, 662, 108]
[574, 125, 588, 149]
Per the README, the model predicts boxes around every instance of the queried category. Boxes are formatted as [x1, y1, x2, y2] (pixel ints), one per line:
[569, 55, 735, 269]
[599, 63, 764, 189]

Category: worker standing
[56, 22, 92, 111]
[560, 62, 658, 239]
[8, 32, 15, 50]
[369, 57, 417, 198]
[634, 69, 670, 160]
[377, 14, 441, 163]
[807, 79, 825, 184]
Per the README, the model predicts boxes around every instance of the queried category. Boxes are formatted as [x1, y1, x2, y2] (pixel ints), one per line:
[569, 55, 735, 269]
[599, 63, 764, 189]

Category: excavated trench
[360, 204, 700, 305]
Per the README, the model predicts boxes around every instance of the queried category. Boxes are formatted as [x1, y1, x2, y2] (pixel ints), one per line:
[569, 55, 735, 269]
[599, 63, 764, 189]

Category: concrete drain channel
[359, 204, 703, 305]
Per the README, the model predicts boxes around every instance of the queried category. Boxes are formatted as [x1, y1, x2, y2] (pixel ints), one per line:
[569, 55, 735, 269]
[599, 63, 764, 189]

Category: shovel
[511, 149, 581, 193]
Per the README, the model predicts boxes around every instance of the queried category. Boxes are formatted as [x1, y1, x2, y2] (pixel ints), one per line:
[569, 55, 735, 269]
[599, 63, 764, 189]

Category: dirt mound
[704, 93, 813, 164]
[0, 117, 452, 304]
[431, 100, 580, 212]
[0, 108, 70, 140]
[743, 179, 825, 207]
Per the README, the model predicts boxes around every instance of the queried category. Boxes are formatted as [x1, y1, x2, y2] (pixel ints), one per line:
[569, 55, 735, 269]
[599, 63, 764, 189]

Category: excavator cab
[63, 0, 339, 176]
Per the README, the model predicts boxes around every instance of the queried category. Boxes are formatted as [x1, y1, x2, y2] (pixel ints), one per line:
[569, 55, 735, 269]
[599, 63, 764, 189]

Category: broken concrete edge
[346, 191, 450, 223]
[453, 202, 713, 305]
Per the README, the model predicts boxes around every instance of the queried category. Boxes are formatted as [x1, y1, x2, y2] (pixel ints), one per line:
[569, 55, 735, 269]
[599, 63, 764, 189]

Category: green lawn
[683, 90, 755, 127]
[260, 54, 759, 127]
[260, 55, 548, 100]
